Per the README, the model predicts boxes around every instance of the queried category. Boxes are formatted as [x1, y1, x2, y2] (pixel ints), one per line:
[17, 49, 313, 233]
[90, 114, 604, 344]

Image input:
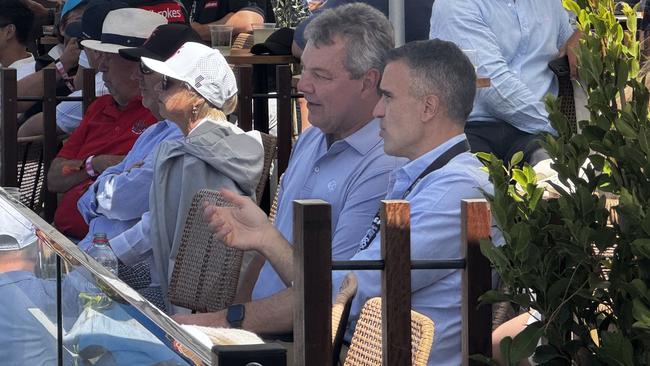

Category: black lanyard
[356, 139, 470, 252]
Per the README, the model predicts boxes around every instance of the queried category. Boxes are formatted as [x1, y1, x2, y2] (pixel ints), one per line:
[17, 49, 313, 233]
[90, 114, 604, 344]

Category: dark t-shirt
[180, 0, 266, 24]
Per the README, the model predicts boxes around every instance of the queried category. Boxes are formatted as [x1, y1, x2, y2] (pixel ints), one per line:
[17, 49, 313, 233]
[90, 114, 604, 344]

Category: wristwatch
[226, 304, 245, 328]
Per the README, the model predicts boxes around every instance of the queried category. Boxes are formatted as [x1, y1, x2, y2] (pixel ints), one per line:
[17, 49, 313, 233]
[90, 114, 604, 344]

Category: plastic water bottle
[88, 233, 118, 276]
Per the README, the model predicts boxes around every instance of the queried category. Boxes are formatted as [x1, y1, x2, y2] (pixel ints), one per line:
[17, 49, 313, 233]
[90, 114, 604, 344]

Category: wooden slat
[461, 198, 493, 365]
[380, 200, 412, 366]
[1, 69, 18, 187]
[276, 65, 292, 177]
[293, 199, 332, 366]
[81, 68, 96, 114]
[238, 65, 253, 131]
[42, 68, 58, 222]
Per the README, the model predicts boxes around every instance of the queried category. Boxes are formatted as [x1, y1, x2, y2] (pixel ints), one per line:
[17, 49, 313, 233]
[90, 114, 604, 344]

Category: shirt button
[314, 166, 320, 173]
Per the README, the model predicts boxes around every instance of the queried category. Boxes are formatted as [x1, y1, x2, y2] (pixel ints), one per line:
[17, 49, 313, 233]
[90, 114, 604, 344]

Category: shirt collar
[400, 133, 468, 184]
[7, 53, 35, 69]
[0, 270, 35, 286]
[338, 118, 382, 155]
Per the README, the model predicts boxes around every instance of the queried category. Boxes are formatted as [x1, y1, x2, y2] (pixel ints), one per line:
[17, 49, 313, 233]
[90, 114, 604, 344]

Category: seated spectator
[174, 1, 403, 332]
[47, 8, 167, 240]
[0, 0, 36, 82]
[180, 0, 267, 40]
[176, 39, 502, 366]
[75, 24, 202, 307]
[429, 0, 579, 165]
[107, 41, 264, 312]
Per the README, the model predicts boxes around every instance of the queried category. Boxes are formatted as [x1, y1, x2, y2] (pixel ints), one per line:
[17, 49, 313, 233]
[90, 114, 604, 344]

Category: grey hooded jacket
[149, 119, 263, 309]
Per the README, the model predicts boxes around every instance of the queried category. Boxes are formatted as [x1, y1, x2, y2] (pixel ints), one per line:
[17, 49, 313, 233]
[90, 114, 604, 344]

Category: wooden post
[237, 65, 253, 131]
[293, 199, 332, 366]
[461, 199, 493, 365]
[1, 69, 18, 187]
[81, 67, 96, 114]
[276, 65, 292, 177]
[42, 68, 58, 222]
[380, 200, 411, 366]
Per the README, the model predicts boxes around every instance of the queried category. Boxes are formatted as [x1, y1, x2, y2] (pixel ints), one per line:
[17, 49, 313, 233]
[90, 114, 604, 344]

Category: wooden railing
[292, 198, 494, 366]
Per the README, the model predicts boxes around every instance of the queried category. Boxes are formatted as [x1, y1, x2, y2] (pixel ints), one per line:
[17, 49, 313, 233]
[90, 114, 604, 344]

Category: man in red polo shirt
[47, 8, 167, 240]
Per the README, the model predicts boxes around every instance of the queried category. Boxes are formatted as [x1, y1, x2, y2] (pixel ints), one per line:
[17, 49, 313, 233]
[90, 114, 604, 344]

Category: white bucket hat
[141, 42, 238, 109]
[82, 8, 167, 54]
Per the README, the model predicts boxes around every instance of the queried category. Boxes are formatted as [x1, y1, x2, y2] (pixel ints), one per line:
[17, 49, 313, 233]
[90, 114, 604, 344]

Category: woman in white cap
[121, 41, 264, 312]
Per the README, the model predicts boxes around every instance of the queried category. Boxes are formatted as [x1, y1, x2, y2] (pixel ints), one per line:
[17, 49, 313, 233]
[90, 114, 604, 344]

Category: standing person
[47, 8, 167, 240]
[429, 0, 579, 165]
[179, 39, 501, 366]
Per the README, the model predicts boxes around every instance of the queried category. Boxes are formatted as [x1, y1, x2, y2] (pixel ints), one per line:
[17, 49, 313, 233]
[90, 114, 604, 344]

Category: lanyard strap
[356, 139, 470, 252]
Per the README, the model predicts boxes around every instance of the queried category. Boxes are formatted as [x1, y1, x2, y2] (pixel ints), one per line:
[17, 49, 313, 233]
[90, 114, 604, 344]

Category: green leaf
[510, 151, 524, 167]
[599, 331, 635, 366]
[631, 239, 650, 259]
[500, 336, 514, 366]
[509, 321, 544, 364]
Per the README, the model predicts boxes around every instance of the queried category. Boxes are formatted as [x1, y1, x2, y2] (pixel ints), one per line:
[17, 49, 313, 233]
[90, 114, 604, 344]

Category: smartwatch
[226, 304, 245, 328]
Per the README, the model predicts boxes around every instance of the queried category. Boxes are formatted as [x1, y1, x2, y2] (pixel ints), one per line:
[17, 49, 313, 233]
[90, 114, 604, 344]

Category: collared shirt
[56, 72, 109, 134]
[429, 0, 574, 135]
[252, 119, 405, 300]
[53, 95, 157, 239]
[0, 271, 58, 366]
[7, 53, 36, 80]
[77, 120, 183, 251]
[332, 134, 501, 366]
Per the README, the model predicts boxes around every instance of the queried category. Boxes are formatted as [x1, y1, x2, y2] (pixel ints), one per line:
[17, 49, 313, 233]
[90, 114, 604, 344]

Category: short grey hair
[384, 39, 477, 124]
[304, 3, 394, 79]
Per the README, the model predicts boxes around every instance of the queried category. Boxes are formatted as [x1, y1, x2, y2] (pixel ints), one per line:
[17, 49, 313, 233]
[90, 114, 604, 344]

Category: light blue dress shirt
[429, 0, 574, 135]
[332, 134, 501, 366]
[252, 119, 405, 300]
[77, 120, 183, 252]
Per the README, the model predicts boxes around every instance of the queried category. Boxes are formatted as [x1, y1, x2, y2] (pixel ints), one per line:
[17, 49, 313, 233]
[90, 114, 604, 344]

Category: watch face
[227, 304, 245, 323]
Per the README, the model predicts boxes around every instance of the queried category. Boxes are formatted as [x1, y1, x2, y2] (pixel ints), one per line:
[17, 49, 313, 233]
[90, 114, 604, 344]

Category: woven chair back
[168, 189, 243, 312]
[255, 132, 277, 205]
[16, 136, 45, 211]
[343, 297, 434, 366]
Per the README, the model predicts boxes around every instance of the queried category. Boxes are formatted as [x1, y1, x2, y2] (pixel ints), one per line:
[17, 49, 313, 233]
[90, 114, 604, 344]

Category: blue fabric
[252, 119, 405, 300]
[332, 134, 502, 366]
[61, 0, 86, 19]
[77, 120, 183, 252]
[0, 271, 58, 366]
[429, 0, 574, 135]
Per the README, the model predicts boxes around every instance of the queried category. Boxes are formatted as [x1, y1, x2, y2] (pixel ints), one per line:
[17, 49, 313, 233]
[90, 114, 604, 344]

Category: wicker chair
[332, 273, 358, 365]
[168, 189, 241, 312]
[16, 136, 45, 212]
[549, 55, 577, 133]
[255, 132, 277, 205]
[343, 297, 435, 366]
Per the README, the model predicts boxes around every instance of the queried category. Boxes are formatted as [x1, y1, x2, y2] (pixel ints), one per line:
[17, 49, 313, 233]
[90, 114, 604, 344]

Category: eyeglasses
[162, 74, 171, 90]
[139, 62, 153, 75]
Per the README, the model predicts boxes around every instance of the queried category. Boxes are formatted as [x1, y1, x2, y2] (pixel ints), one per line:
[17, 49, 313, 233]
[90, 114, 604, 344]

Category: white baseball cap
[141, 42, 238, 109]
[82, 8, 167, 54]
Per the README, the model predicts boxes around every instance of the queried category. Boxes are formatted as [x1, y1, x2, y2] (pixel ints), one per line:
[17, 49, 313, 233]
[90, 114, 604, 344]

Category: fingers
[218, 188, 252, 208]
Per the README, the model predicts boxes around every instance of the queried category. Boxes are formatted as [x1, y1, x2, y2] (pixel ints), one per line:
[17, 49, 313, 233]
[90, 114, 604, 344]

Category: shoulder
[85, 95, 114, 115]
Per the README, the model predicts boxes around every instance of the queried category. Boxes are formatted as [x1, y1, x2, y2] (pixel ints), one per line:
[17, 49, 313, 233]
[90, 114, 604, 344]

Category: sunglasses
[139, 61, 153, 75]
[76, 37, 85, 50]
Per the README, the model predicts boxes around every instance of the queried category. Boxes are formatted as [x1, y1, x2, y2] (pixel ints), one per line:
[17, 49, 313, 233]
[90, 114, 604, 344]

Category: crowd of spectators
[0, 0, 608, 364]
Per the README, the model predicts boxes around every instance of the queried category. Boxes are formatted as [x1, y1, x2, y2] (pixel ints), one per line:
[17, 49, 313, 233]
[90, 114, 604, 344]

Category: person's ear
[361, 68, 381, 95]
[421, 94, 440, 123]
[1, 24, 16, 41]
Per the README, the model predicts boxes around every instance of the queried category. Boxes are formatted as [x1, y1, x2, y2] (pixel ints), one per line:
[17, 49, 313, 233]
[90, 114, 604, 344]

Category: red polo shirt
[53, 95, 156, 239]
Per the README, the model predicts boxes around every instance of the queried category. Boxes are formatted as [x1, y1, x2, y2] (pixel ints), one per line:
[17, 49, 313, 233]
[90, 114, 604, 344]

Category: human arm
[192, 10, 263, 41]
[558, 30, 581, 79]
[204, 189, 295, 285]
[106, 211, 153, 264]
[47, 157, 87, 192]
[173, 287, 294, 334]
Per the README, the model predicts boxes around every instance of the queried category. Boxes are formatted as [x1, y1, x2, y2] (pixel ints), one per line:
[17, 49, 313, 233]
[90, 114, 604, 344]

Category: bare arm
[192, 10, 264, 41]
[174, 287, 294, 335]
[17, 112, 65, 137]
[48, 155, 124, 192]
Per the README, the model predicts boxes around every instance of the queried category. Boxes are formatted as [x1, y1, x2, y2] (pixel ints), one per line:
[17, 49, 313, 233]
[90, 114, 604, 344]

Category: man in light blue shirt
[429, 0, 577, 165]
[181, 39, 501, 365]
[173, 3, 403, 332]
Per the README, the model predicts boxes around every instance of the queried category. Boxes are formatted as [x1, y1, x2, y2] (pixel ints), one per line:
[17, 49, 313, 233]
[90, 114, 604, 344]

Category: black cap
[65, 1, 128, 40]
[251, 27, 294, 56]
[118, 23, 202, 61]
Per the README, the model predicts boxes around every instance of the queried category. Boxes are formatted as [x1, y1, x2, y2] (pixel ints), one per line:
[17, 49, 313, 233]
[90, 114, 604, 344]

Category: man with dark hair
[179, 39, 502, 365]
[0, 0, 36, 80]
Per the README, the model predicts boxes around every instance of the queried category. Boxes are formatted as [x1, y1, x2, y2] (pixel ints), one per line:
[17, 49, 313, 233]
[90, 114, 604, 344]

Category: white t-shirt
[7, 54, 36, 80]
